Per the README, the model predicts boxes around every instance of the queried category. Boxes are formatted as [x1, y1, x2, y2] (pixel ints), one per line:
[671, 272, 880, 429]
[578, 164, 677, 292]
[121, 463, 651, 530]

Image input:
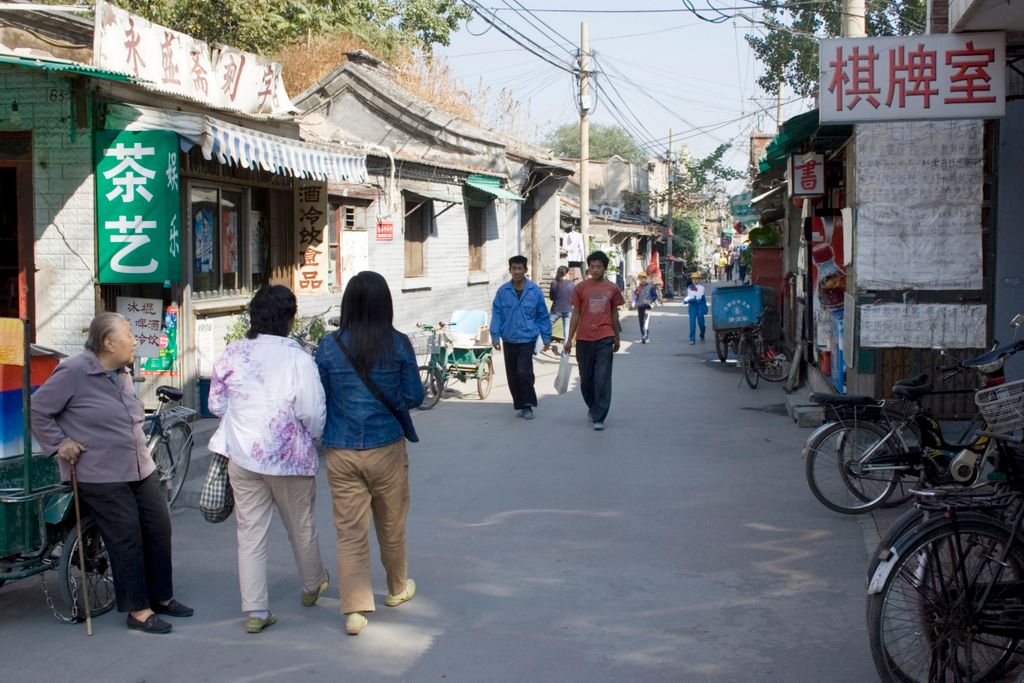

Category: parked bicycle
[144, 385, 196, 508]
[737, 310, 789, 388]
[803, 315, 1024, 514]
[865, 427, 1024, 681]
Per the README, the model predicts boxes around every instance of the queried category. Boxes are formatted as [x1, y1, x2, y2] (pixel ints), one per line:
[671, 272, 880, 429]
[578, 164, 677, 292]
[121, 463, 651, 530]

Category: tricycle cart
[711, 285, 775, 362]
[0, 318, 116, 622]
[413, 310, 494, 409]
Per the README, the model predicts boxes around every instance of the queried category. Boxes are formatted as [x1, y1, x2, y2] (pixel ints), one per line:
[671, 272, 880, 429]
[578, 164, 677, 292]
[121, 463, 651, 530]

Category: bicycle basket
[162, 405, 198, 424]
[408, 330, 432, 356]
[975, 379, 1024, 435]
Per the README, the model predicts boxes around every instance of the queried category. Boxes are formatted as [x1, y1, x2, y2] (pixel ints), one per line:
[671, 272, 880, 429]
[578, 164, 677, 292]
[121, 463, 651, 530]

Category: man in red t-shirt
[565, 250, 625, 431]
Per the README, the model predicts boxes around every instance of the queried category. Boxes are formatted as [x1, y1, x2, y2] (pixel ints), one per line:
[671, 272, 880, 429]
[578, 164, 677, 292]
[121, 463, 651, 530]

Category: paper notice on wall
[855, 121, 984, 290]
[860, 303, 987, 349]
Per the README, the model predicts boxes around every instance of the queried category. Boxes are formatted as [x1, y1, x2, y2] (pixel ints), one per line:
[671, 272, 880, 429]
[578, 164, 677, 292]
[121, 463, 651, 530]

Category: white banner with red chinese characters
[94, 0, 293, 116]
[855, 120, 983, 290]
[788, 153, 825, 197]
[116, 296, 163, 359]
[295, 182, 329, 295]
[819, 33, 1005, 123]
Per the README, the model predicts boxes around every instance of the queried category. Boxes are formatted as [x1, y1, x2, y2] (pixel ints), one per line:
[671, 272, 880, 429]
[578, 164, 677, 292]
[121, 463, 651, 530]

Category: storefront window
[191, 184, 255, 294]
[250, 189, 270, 290]
[191, 187, 219, 292]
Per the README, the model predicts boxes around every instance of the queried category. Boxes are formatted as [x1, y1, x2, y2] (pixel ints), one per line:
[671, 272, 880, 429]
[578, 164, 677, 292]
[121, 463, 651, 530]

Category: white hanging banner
[860, 303, 987, 349]
[94, 0, 293, 115]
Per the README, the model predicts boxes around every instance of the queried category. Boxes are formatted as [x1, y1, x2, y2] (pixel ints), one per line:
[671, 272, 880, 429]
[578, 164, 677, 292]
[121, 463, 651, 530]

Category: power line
[459, 0, 576, 74]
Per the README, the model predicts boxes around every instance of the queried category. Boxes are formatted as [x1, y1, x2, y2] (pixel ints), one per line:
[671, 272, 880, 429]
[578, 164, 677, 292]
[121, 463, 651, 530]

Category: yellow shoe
[244, 613, 276, 634]
[345, 612, 368, 635]
[385, 579, 416, 607]
[302, 574, 329, 607]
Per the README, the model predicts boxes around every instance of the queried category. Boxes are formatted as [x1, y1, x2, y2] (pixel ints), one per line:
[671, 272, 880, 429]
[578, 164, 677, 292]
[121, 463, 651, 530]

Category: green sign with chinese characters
[95, 130, 182, 283]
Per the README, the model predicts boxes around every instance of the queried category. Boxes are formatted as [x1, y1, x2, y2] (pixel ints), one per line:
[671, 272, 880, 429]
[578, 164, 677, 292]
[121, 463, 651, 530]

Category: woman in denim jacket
[315, 271, 424, 635]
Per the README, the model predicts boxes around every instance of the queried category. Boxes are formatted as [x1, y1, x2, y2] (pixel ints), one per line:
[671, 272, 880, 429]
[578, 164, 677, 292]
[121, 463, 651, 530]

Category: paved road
[0, 293, 878, 682]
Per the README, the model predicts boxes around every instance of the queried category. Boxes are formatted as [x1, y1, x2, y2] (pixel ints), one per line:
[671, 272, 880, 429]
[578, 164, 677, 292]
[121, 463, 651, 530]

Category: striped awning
[200, 117, 367, 184]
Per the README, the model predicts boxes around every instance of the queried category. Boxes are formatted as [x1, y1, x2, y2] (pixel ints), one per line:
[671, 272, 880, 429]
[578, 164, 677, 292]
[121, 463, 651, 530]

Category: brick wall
[0, 69, 96, 356]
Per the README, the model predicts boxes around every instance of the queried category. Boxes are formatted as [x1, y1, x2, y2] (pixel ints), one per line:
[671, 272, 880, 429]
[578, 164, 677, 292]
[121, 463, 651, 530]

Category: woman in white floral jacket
[208, 285, 328, 634]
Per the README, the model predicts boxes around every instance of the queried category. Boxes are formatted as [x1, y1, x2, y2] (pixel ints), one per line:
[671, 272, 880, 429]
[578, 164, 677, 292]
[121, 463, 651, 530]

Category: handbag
[332, 332, 420, 443]
[553, 351, 572, 395]
[199, 453, 234, 523]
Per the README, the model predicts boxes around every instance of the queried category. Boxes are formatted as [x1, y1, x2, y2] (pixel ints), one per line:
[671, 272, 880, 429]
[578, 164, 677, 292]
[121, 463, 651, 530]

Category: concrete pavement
[0, 293, 879, 681]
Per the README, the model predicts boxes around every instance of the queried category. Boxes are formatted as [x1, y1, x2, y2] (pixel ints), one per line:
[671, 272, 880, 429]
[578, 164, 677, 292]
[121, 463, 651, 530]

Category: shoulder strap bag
[332, 332, 420, 443]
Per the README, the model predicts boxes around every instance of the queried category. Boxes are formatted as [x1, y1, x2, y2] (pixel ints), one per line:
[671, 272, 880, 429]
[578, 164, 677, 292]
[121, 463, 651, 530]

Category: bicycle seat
[893, 383, 934, 401]
[893, 373, 929, 388]
[809, 393, 878, 407]
[156, 385, 183, 403]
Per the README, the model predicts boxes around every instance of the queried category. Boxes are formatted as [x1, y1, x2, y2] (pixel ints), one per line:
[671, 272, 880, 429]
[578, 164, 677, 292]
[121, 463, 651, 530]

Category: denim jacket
[490, 280, 553, 345]
[316, 330, 424, 450]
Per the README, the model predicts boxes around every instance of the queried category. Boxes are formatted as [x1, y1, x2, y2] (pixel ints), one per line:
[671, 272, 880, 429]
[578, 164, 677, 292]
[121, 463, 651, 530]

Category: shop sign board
[295, 181, 328, 294]
[819, 32, 1005, 123]
[860, 303, 987, 349]
[116, 297, 163, 359]
[94, 0, 293, 116]
[0, 318, 24, 366]
[96, 130, 182, 284]
[788, 153, 825, 197]
[376, 222, 394, 241]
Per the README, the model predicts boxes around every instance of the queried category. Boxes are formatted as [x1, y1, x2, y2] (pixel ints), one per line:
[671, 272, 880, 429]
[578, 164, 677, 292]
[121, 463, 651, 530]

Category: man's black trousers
[502, 341, 537, 410]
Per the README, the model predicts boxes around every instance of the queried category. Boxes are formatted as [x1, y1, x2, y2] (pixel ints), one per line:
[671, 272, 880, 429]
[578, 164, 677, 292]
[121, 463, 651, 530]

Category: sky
[436, 1, 815, 188]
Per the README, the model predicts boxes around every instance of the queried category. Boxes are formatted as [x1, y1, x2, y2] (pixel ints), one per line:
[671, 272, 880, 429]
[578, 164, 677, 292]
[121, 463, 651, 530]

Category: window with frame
[466, 205, 485, 272]
[404, 196, 430, 278]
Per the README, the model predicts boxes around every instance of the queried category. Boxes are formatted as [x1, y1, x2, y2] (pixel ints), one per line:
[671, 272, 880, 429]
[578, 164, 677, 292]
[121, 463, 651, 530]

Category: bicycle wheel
[477, 356, 493, 399]
[58, 517, 116, 620]
[417, 365, 441, 410]
[867, 517, 1024, 682]
[715, 332, 728, 362]
[757, 342, 790, 382]
[739, 336, 759, 389]
[803, 421, 900, 514]
[153, 421, 192, 507]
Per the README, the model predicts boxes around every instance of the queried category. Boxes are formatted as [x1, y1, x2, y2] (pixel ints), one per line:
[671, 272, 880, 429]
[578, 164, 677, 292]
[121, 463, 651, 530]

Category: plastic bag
[554, 351, 571, 395]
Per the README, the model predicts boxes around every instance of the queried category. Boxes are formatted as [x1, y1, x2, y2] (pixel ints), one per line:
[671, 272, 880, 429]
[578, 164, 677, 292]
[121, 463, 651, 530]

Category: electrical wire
[459, 0, 576, 74]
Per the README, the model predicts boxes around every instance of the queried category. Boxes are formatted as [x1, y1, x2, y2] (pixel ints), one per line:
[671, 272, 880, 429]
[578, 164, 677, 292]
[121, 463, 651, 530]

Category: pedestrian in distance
[31, 312, 193, 635]
[683, 272, 708, 345]
[316, 271, 424, 636]
[632, 272, 658, 344]
[548, 265, 575, 349]
[716, 251, 728, 281]
[565, 251, 625, 431]
[491, 255, 553, 420]
[207, 285, 329, 634]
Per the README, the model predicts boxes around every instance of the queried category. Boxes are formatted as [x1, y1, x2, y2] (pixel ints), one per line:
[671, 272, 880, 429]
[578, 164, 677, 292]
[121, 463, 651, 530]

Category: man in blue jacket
[491, 255, 552, 420]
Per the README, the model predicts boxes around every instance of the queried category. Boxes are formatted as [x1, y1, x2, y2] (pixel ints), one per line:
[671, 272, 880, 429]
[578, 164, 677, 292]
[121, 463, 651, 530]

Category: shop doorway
[0, 134, 34, 330]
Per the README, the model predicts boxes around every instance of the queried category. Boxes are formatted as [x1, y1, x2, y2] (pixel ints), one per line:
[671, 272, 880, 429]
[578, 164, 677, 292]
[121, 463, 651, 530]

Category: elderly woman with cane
[31, 312, 192, 634]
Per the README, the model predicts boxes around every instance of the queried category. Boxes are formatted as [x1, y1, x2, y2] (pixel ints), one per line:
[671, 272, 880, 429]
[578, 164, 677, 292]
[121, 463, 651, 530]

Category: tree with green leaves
[113, 0, 470, 56]
[744, 0, 926, 97]
[543, 123, 648, 165]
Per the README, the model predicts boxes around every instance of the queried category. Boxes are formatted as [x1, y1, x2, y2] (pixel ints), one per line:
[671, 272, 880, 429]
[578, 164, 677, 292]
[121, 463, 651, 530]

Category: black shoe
[127, 613, 173, 634]
[152, 599, 194, 617]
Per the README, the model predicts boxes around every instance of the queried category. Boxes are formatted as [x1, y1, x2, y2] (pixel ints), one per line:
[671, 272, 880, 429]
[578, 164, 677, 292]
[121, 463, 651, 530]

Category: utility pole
[776, 80, 784, 131]
[842, 0, 866, 37]
[666, 129, 673, 265]
[579, 22, 590, 251]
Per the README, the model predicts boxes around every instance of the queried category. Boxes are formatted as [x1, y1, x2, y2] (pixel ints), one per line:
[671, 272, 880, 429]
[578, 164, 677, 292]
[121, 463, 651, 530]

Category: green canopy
[0, 53, 144, 84]
[465, 174, 524, 201]
[758, 109, 820, 173]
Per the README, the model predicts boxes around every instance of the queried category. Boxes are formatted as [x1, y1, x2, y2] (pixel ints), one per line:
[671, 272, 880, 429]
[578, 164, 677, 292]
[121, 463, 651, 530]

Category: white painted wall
[0, 70, 96, 356]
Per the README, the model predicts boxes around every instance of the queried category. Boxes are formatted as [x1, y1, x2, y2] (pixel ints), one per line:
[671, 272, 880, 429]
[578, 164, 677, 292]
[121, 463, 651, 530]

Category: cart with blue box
[412, 310, 494, 409]
[0, 318, 116, 622]
[711, 285, 775, 362]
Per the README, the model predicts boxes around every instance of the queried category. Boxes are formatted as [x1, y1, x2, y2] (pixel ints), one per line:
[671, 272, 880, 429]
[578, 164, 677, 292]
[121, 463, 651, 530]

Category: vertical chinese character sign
[96, 130, 182, 283]
[116, 296, 164, 358]
[294, 181, 328, 293]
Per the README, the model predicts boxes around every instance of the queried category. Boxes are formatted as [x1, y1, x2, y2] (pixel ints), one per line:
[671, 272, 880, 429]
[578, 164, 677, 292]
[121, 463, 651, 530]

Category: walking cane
[70, 462, 93, 636]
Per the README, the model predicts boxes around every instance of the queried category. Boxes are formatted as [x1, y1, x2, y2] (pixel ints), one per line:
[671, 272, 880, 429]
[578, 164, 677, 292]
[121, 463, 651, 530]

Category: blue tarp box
[711, 285, 772, 330]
